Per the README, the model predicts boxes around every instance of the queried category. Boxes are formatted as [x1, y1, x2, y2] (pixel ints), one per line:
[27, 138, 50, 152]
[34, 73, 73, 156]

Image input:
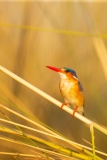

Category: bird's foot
[61, 104, 79, 117]
[72, 106, 78, 116]
[60, 103, 67, 109]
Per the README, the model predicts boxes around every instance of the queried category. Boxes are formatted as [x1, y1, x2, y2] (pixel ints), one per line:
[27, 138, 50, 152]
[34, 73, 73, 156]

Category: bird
[46, 66, 85, 116]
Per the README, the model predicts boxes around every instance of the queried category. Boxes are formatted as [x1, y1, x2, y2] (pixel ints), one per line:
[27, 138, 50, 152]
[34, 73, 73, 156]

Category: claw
[60, 103, 67, 109]
[72, 106, 78, 116]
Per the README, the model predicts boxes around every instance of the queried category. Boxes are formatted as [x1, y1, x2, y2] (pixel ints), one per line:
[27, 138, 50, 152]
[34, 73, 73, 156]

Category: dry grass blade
[0, 23, 107, 39]
[0, 117, 106, 157]
[90, 123, 96, 160]
[0, 152, 36, 158]
[0, 136, 87, 160]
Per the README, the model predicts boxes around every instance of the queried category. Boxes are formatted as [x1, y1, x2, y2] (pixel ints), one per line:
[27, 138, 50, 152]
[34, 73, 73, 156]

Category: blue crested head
[63, 67, 78, 78]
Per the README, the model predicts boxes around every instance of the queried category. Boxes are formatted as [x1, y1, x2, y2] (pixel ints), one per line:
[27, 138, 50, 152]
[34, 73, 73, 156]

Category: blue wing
[78, 81, 83, 92]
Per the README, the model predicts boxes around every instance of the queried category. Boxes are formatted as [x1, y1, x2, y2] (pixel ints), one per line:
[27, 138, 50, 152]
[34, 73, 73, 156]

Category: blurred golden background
[0, 1, 107, 158]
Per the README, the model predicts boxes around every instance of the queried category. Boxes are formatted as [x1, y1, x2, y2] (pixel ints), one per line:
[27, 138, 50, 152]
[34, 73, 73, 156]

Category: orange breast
[59, 76, 84, 108]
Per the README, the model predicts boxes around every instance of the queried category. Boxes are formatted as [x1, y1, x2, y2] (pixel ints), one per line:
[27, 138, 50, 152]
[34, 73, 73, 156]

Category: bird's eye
[66, 70, 69, 73]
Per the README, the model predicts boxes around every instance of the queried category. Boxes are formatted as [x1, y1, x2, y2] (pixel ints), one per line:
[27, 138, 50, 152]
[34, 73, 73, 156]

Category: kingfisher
[46, 66, 85, 116]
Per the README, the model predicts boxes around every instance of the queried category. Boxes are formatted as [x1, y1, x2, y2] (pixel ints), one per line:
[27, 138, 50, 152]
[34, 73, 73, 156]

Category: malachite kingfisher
[46, 66, 85, 116]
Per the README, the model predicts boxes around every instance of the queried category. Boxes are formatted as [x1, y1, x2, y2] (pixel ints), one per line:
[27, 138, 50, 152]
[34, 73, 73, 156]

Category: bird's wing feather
[78, 81, 83, 92]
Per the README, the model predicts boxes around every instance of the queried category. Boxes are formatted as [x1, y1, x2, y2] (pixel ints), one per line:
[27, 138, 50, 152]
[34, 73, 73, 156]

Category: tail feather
[78, 107, 84, 116]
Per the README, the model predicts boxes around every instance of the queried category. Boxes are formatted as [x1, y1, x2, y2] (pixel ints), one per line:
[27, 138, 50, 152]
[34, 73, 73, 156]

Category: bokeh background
[0, 1, 107, 159]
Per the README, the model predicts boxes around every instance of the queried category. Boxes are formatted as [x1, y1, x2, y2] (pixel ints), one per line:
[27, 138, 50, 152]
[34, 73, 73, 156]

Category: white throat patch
[59, 72, 67, 79]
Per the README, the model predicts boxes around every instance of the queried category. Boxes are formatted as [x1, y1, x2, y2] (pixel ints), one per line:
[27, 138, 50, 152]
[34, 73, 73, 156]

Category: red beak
[46, 66, 61, 72]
